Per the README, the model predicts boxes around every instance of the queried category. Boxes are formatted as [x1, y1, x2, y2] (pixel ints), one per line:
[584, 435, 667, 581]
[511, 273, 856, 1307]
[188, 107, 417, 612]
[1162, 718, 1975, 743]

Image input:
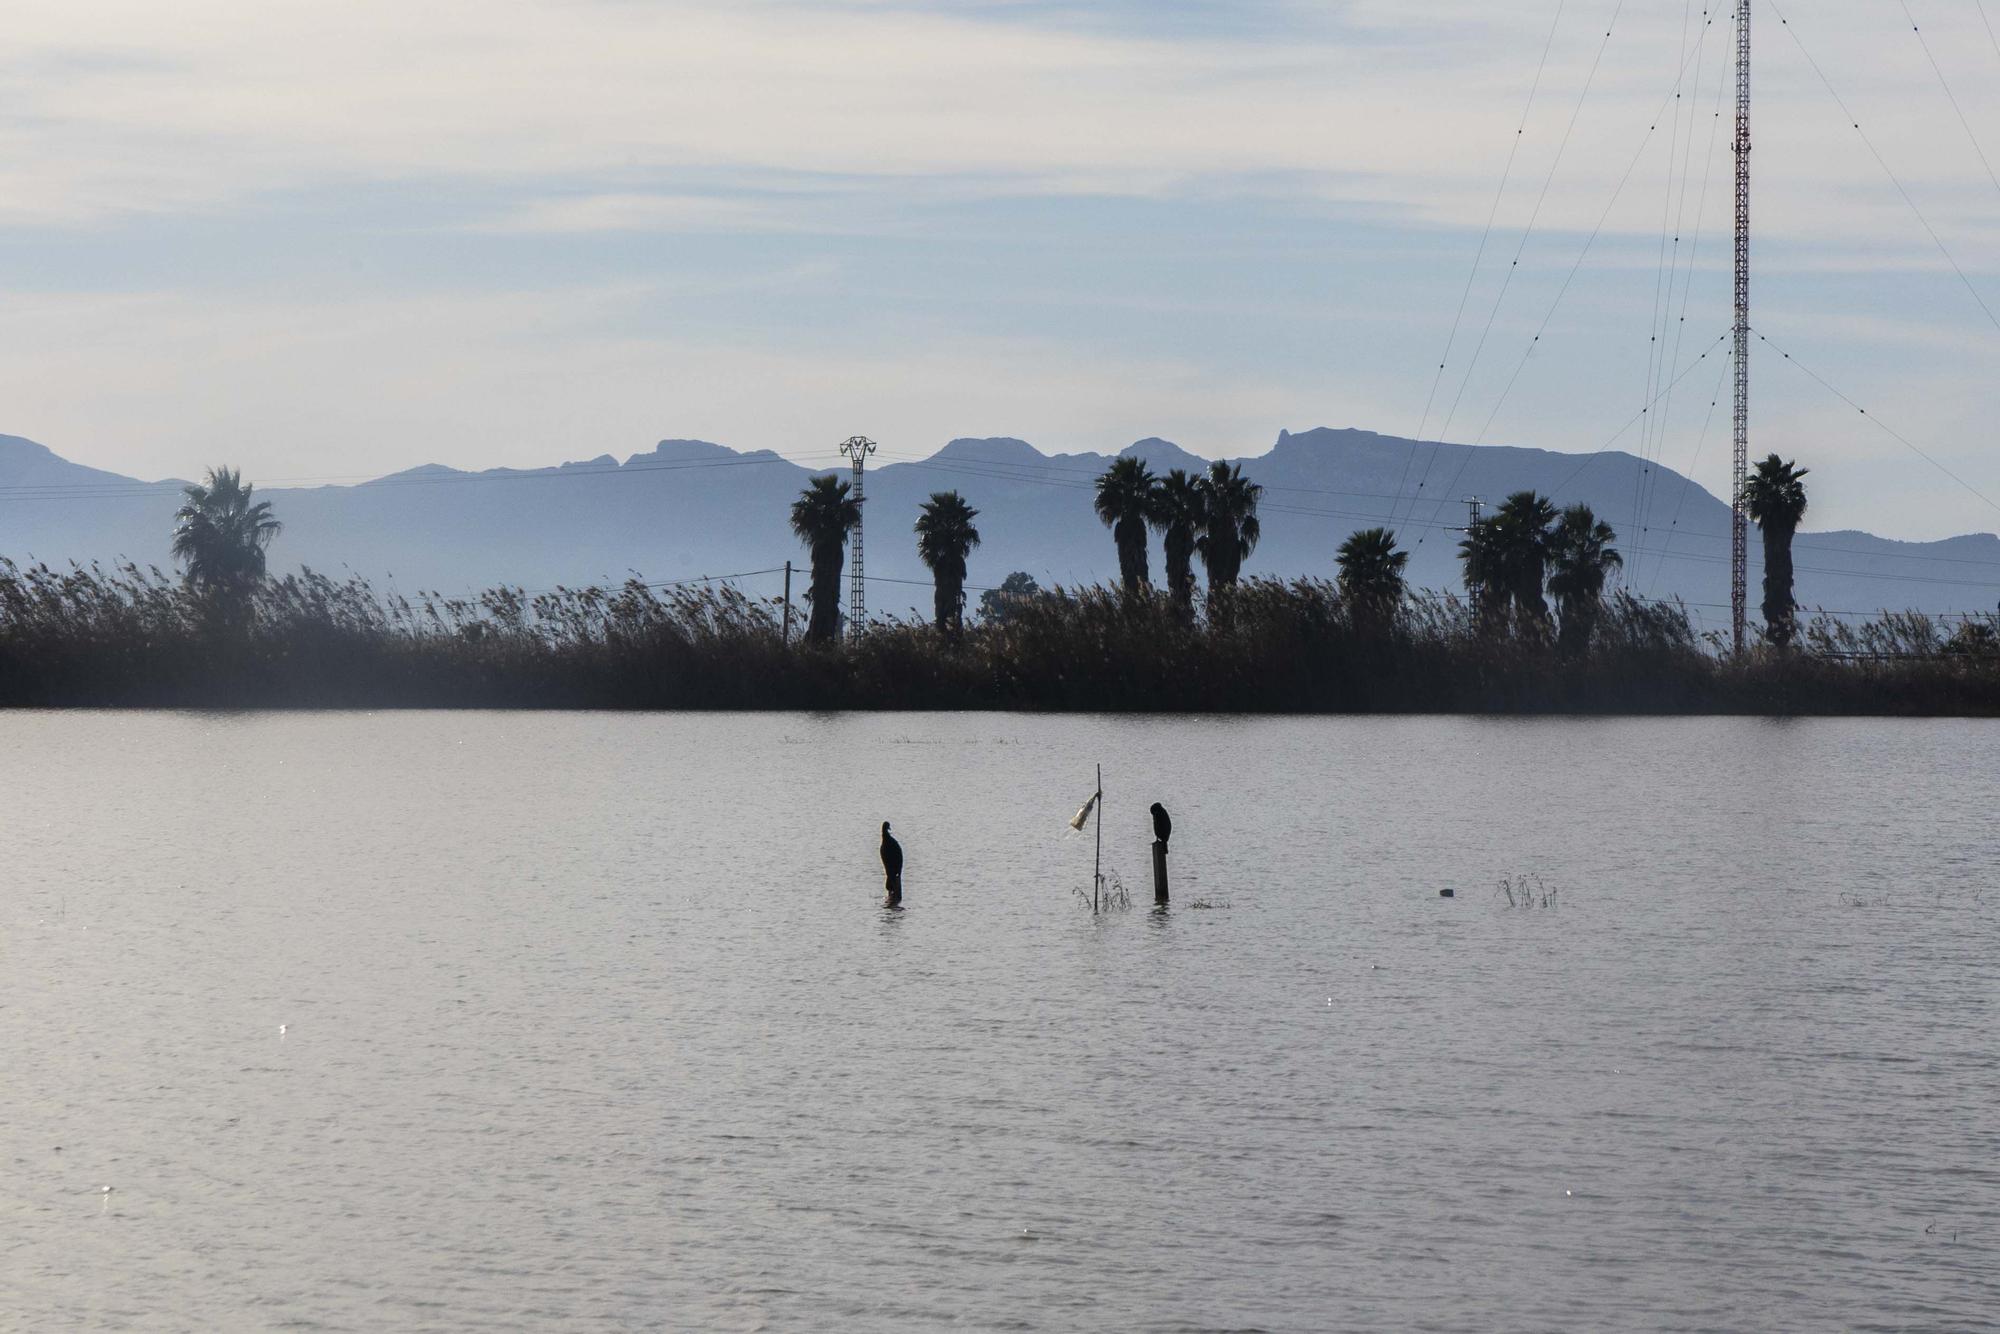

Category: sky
[1, 0, 1996, 539]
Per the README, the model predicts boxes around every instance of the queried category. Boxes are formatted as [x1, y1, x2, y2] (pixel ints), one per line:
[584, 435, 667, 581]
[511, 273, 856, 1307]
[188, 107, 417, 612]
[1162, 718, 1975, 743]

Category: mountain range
[2, 428, 1995, 631]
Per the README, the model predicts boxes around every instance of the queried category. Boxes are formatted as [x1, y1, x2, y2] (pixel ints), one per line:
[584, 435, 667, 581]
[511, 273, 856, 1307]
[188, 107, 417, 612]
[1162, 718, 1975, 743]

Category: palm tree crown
[1336, 527, 1408, 621]
[171, 466, 282, 592]
[1195, 461, 1262, 590]
[790, 474, 863, 643]
[1743, 454, 1809, 530]
[914, 490, 982, 635]
[1545, 505, 1622, 603]
[1546, 503, 1622, 655]
[1093, 457, 1157, 594]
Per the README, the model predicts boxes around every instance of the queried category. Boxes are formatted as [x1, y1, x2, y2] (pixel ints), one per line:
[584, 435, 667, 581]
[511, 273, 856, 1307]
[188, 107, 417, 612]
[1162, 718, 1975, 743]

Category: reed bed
[0, 559, 1995, 713]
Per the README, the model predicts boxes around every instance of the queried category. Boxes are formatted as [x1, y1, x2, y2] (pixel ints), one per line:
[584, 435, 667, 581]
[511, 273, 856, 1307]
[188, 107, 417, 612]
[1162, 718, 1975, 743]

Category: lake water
[1, 712, 1995, 1331]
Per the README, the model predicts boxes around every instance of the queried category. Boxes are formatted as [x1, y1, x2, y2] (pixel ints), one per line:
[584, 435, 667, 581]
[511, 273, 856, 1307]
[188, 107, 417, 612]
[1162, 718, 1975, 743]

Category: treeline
[1, 558, 1995, 713]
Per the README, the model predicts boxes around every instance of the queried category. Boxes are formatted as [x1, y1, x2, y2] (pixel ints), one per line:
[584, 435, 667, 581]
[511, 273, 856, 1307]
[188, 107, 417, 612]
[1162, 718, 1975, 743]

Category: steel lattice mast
[838, 436, 876, 640]
[1731, 1, 1752, 655]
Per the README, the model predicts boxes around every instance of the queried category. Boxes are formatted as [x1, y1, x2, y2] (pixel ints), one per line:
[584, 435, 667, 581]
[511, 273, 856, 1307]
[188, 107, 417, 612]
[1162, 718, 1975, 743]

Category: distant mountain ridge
[1, 429, 1994, 628]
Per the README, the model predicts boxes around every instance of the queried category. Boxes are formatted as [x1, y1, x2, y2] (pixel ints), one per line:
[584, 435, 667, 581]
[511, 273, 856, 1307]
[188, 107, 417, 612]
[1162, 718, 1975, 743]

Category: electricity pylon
[838, 436, 876, 641]
[1731, 2, 1752, 654]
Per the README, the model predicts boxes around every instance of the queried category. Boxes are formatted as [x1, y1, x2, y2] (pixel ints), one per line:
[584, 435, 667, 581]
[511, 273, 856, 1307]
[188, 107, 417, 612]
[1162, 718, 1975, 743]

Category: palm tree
[1195, 461, 1262, 592]
[1492, 490, 1558, 632]
[789, 474, 863, 643]
[914, 491, 981, 636]
[1336, 527, 1408, 629]
[1151, 468, 1205, 616]
[1093, 457, 1156, 595]
[1743, 453, 1809, 647]
[171, 466, 282, 596]
[1545, 503, 1622, 656]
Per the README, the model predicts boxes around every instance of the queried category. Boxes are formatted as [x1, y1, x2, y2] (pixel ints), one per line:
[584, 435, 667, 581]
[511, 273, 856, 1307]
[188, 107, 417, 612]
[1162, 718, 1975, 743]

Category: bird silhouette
[1150, 802, 1172, 848]
[880, 821, 904, 904]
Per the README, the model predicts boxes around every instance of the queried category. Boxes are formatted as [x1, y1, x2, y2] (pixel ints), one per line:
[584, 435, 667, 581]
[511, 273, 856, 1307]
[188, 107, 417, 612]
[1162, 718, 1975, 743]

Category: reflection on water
[1, 711, 1995, 1330]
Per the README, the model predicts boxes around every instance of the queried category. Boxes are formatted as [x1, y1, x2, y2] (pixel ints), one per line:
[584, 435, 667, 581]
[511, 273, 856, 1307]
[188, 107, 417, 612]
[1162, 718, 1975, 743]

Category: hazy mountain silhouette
[2, 429, 1994, 629]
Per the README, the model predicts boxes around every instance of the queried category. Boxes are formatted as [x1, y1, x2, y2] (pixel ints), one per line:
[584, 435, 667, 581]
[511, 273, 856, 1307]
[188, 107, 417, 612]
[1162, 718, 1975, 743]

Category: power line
[1630, 593, 1994, 619]
[1612, 540, 2000, 590]
[1394, 0, 1577, 515]
[1638, 37, 1735, 591]
[1749, 326, 2000, 516]
[1647, 346, 1735, 594]
[1979, 0, 2000, 65]
[1897, 0, 2000, 201]
[1408, 18, 1733, 544]
[1631, 0, 1705, 554]
[1435, 0, 1630, 452]
[1547, 330, 1732, 493]
[0, 452, 812, 503]
[12, 422, 1997, 594]
[1634, 3, 1732, 587]
[1766, 0, 2000, 335]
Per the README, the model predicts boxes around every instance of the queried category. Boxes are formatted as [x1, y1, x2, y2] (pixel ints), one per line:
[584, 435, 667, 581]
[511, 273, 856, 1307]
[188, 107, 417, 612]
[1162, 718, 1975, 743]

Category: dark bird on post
[1150, 802, 1172, 848]
[880, 821, 904, 904]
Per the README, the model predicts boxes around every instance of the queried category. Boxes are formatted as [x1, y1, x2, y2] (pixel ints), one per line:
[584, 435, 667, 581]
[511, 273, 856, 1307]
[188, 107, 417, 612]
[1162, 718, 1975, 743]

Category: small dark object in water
[1150, 802, 1172, 848]
[880, 821, 903, 905]
[1439, 888, 1455, 898]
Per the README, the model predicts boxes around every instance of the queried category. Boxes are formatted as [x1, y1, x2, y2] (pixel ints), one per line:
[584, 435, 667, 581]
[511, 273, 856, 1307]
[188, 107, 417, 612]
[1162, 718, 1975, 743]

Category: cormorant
[1150, 802, 1172, 848]
[880, 821, 904, 903]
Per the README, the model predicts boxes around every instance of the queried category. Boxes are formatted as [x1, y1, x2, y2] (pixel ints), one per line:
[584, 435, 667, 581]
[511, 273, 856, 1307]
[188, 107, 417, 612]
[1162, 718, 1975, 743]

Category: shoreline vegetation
[3, 559, 1996, 714]
[3, 458, 1993, 714]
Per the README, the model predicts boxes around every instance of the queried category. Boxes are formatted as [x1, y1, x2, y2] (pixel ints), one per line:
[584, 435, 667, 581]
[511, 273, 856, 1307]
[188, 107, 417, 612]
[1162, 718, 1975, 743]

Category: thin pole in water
[1094, 763, 1103, 913]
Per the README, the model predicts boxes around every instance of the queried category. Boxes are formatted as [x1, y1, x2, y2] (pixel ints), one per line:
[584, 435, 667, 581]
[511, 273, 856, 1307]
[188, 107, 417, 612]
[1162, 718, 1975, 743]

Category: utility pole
[1731, 1, 1752, 655]
[782, 560, 793, 646]
[1449, 497, 1485, 607]
[838, 436, 876, 642]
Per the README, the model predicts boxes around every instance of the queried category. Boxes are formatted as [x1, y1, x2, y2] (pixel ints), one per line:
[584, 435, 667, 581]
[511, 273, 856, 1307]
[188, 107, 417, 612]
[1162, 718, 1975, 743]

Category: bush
[0, 560, 1994, 713]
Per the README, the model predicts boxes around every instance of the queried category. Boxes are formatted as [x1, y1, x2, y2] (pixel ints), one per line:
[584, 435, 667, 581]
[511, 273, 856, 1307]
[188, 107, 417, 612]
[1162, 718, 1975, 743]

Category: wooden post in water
[1148, 800, 1172, 905]
[783, 561, 793, 646]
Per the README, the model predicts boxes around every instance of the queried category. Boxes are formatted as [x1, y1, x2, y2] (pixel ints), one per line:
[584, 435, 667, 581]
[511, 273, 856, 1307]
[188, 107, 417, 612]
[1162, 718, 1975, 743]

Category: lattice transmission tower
[1731, 1, 1752, 655]
[839, 436, 876, 640]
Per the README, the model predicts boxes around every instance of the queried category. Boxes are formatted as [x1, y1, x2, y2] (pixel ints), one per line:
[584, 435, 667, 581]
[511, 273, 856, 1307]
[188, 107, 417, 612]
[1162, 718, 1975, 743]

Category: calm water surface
[2, 713, 1995, 1331]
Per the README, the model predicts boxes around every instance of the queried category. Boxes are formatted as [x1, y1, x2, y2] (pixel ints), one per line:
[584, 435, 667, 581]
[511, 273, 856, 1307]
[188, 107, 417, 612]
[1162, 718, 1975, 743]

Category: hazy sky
[1, 0, 1996, 538]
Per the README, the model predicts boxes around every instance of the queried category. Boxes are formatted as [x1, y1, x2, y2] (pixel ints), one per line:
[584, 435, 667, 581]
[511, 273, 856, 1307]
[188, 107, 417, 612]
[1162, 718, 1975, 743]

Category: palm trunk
[808, 539, 844, 643]
[1207, 518, 1241, 589]
[1165, 530, 1195, 618]
[1556, 594, 1594, 658]
[933, 559, 965, 636]
[1514, 556, 1550, 638]
[1116, 519, 1149, 594]
[1762, 521, 1797, 647]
